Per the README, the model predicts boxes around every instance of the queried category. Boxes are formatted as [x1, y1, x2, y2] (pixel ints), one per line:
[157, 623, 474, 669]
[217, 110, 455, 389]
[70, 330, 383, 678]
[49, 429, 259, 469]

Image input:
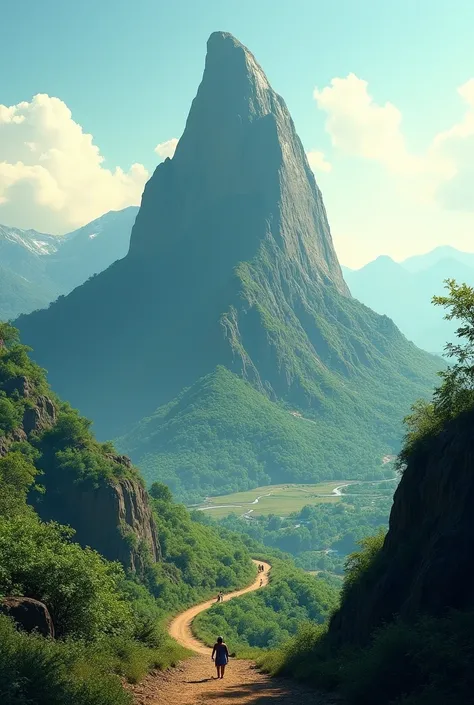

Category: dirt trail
[168, 560, 271, 655]
[130, 560, 338, 705]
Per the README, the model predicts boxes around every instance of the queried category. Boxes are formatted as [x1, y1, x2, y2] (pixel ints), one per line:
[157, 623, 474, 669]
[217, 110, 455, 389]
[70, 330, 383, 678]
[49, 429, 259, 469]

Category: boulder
[0, 596, 55, 638]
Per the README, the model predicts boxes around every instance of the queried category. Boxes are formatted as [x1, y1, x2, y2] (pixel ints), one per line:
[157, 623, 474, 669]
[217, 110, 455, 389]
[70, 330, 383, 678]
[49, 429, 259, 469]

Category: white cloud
[154, 138, 178, 160]
[0, 94, 149, 233]
[314, 74, 474, 210]
[314, 74, 422, 175]
[430, 79, 474, 211]
[306, 150, 332, 173]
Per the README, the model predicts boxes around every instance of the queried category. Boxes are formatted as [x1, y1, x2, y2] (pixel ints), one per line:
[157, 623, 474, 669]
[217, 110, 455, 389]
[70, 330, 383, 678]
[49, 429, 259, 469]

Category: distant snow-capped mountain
[0, 207, 139, 320]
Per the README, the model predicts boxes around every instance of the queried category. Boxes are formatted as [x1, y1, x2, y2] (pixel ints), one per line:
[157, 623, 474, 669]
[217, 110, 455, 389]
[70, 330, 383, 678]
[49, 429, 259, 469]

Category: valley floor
[130, 561, 338, 705]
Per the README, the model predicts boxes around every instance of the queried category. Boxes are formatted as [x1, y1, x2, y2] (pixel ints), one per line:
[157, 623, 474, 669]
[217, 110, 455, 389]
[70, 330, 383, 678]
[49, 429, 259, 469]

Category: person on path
[211, 636, 229, 679]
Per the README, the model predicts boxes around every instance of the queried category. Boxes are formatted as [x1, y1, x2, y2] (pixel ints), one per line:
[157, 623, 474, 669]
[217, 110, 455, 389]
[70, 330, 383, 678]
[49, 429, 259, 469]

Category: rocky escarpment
[0, 372, 160, 571]
[36, 455, 161, 571]
[0, 376, 56, 455]
[328, 406, 474, 647]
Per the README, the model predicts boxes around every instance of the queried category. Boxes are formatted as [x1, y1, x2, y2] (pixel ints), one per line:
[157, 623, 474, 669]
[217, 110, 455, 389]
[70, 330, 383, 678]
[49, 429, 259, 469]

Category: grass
[193, 482, 346, 518]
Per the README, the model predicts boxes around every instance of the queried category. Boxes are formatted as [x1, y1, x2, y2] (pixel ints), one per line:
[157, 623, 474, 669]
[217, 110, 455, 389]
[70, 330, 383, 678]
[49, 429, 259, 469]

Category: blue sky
[2, 0, 474, 266]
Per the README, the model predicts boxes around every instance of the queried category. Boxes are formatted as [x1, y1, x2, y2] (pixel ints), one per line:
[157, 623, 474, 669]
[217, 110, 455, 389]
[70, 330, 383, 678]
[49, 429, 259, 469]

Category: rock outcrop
[0, 371, 159, 571]
[35, 469, 161, 571]
[0, 597, 55, 638]
[22, 395, 56, 434]
[0, 376, 56, 454]
[328, 406, 474, 647]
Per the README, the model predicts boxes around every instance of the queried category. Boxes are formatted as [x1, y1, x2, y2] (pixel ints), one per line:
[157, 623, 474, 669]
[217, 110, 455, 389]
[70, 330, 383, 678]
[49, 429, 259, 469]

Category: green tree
[401, 279, 474, 461]
[149, 482, 173, 502]
[432, 279, 474, 418]
[0, 452, 38, 516]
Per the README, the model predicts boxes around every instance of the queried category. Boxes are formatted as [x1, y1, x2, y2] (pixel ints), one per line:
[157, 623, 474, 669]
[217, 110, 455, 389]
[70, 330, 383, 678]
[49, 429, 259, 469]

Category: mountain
[344, 251, 474, 353]
[115, 366, 395, 501]
[0, 207, 138, 320]
[0, 265, 58, 322]
[45, 206, 138, 291]
[402, 245, 474, 273]
[16, 32, 439, 498]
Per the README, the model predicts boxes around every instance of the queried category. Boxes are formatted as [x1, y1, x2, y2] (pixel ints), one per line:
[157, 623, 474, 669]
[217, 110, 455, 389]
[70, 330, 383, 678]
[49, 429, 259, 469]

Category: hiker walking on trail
[212, 636, 229, 679]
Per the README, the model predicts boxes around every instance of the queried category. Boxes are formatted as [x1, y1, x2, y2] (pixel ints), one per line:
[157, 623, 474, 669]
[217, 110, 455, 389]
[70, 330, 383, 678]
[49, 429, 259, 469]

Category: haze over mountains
[343, 246, 474, 354]
[0, 207, 138, 320]
[16, 32, 439, 500]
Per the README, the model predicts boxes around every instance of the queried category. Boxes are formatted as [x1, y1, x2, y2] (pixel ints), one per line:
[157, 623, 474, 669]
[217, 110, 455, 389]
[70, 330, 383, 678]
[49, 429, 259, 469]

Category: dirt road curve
[130, 559, 338, 705]
[168, 559, 271, 655]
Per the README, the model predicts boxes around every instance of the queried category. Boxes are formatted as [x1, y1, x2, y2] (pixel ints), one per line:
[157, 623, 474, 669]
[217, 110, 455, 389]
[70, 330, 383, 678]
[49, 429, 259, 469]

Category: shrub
[0, 615, 131, 705]
[0, 514, 133, 639]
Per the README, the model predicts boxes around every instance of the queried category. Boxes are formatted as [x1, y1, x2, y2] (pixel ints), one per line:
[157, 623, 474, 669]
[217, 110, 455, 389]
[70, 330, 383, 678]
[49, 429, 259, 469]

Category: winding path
[168, 560, 271, 655]
[130, 560, 337, 705]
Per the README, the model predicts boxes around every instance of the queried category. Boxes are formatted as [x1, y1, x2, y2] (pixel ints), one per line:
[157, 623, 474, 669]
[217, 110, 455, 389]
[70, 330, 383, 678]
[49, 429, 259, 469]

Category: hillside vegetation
[193, 557, 338, 655]
[0, 322, 255, 705]
[117, 367, 398, 502]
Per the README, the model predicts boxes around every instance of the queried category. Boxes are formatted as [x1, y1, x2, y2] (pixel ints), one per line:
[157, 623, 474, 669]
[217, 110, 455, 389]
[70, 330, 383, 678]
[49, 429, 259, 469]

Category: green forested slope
[193, 558, 338, 654]
[116, 361, 431, 502]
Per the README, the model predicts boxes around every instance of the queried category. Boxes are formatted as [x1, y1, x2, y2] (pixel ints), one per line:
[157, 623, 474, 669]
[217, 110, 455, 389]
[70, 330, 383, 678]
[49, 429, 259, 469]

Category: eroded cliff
[328, 406, 474, 647]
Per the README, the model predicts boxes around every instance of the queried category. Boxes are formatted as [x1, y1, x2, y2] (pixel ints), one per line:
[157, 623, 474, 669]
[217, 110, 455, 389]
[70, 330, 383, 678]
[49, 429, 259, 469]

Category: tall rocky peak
[129, 31, 348, 295]
[17, 33, 438, 466]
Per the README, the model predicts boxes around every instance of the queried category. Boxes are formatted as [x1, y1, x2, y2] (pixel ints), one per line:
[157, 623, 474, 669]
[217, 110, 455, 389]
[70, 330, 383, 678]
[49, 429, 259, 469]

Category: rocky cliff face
[36, 466, 161, 571]
[0, 374, 160, 571]
[16, 33, 439, 481]
[130, 33, 347, 295]
[328, 407, 474, 647]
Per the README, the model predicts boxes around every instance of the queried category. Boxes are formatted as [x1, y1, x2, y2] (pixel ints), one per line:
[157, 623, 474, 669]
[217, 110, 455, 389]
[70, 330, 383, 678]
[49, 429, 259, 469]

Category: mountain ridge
[344, 250, 474, 352]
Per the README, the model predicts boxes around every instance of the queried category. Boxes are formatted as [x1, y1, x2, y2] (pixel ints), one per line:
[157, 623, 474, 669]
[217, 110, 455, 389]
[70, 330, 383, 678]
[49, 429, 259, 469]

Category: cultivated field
[193, 481, 350, 518]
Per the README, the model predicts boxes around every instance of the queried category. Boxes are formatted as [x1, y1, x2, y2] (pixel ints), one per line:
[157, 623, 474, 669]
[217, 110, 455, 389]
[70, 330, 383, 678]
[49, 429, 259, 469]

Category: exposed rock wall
[39, 472, 161, 571]
[328, 407, 474, 646]
[0, 375, 160, 571]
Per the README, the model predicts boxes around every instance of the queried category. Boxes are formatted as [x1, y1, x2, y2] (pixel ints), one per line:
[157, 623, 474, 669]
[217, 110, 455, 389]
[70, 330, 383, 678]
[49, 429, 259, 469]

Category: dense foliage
[193, 558, 338, 654]
[400, 279, 474, 464]
[117, 366, 401, 502]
